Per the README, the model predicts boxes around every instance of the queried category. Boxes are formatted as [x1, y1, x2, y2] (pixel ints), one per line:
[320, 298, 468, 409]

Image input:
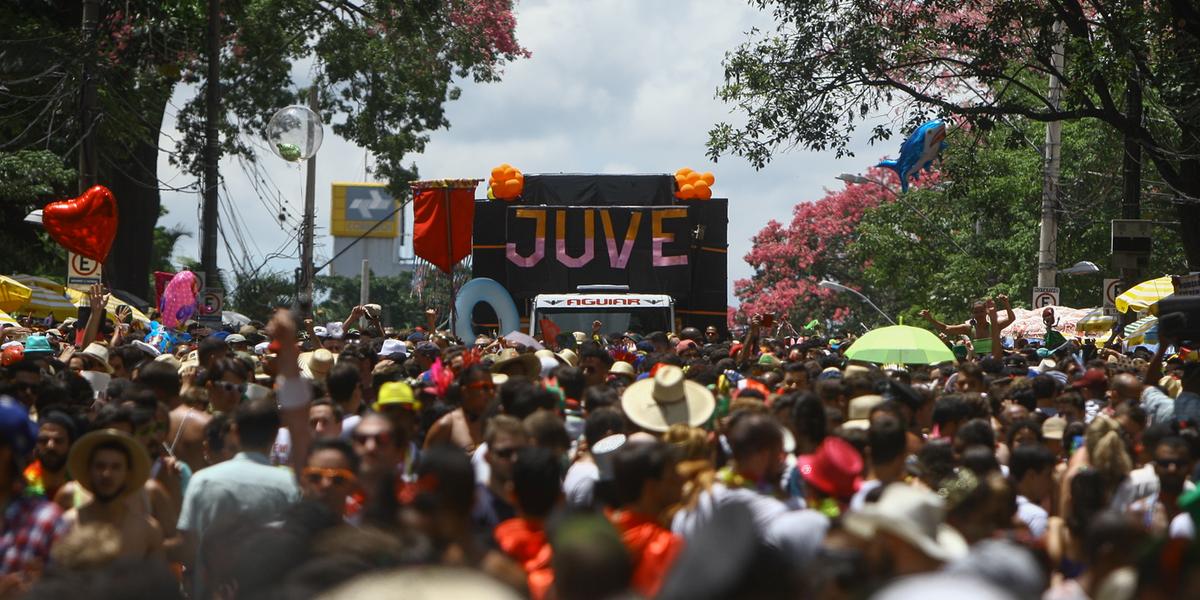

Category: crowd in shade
[4, 288, 1200, 600]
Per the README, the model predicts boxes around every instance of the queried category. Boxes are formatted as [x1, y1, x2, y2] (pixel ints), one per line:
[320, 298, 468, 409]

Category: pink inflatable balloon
[160, 271, 200, 329]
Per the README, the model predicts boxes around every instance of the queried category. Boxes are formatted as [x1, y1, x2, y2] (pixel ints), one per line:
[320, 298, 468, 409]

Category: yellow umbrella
[63, 288, 151, 325]
[11, 274, 65, 293]
[0, 309, 17, 326]
[1115, 276, 1175, 314]
[1076, 309, 1117, 334]
[18, 286, 76, 320]
[0, 276, 32, 312]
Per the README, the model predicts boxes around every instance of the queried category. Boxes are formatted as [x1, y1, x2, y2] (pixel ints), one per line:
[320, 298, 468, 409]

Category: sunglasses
[215, 381, 245, 394]
[302, 467, 356, 486]
[466, 381, 496, 393]
[1156, 458, 1189, 469]
[353, 431, 393, 447]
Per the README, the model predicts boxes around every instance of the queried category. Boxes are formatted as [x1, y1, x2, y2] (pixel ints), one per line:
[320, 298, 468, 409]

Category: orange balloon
[697, 186, 712, 200]
[693, 180, 710, 192]
[701, 172, 715, 185]
[500, 163, 512, 170]
[686, 171, 702, 183]
[502, 167, 516, 180]
[505, 178, 520, 192]
[491, 166, 505, 180]
[680, 183, 695, 197]
[675, 174, 689, 186]
[514, 172, 525, 184]
[675, 167, 693, 178]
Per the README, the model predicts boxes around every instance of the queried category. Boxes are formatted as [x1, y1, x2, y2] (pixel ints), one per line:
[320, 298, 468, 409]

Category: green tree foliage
[1, 1, 530, 297]
[0, 151, 75, 279]
[851, 120, 1187, 324]
[710, 0, 1200, 267]
[314, 271, 425, 328]
[229, 270, 296, 320]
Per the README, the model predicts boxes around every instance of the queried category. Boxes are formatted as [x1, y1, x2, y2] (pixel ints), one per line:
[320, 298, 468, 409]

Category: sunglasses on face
[466, 381, 495, 393]
[1156, 458, 1189, 469]
[353, 431, 393, 447]
[215, 381, 245, 394]
[302, 467, 356, 486]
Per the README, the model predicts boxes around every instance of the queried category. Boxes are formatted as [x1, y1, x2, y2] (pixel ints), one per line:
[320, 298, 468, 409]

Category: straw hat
[79, 343, 114, 373]
[610, 361, 636, 381]
[842, 394, 884, 430]
[300, 348, 335, 380]
[557, 348, 579, 367]
[67, 429, 151, 501]
[490, 348, 542, 380]
[843, 484, 968, 563]
[620, 365, 715, 432]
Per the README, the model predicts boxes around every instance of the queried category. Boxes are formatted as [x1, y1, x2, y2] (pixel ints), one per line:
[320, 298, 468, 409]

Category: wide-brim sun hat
[621, 365, 715, 432]
[490, 349, 542, 380]
[843, 483, 968, 563]
[67, 429, 151, 501]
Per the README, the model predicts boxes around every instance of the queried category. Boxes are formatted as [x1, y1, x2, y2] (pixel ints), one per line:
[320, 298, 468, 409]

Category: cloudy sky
[158, 0, 895, 305]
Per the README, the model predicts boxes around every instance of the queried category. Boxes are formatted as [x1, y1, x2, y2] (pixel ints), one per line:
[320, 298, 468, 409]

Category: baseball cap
[313, 326, 329, 339]
[676, 340, 698, 353]
[225, 334, 246, 344]
[407, 331, 427, 343]
[374, 381, 420, 412]
[380, 338, 407, 360]
[1071, 368, 1108, 391]
[22, 335, 54, 357]
[1042, 416, 1066, 441]
[415, 342, 440, 357]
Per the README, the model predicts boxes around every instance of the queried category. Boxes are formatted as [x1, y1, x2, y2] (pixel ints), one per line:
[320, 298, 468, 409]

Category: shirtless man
[63, 430, 163, 559]
[919, 294, 1014, 358]
[139, 360, 211, 473]
[424, 364, 494, 453]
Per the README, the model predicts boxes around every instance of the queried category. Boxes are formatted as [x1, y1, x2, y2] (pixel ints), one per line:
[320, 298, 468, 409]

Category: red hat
[676, 340, 698, 353]
[1071, 368, 1108, 391]
[1, 345, 23, 367]
[796, 436, 863, 501]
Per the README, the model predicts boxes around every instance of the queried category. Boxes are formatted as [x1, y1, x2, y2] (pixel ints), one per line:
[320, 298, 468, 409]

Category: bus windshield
[533, 307, 672, 338]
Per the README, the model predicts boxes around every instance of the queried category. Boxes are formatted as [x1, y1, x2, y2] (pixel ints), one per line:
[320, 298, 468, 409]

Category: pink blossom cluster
[449, 0, 532, 62]
[732, 166, 903, 327]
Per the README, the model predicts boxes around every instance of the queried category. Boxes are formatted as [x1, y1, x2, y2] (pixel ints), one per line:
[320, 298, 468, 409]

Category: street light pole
[819, 280, 896, 325]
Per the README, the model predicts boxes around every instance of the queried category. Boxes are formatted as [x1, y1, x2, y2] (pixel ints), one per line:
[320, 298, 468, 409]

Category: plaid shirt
[1, 494, 67, 576]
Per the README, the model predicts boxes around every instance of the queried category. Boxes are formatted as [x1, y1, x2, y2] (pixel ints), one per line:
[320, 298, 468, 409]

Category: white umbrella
[501, 330, 544, 350]
[222, 311, 251, 328]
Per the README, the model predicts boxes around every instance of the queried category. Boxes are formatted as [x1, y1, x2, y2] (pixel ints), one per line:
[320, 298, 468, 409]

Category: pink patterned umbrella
[1001, 306, 1093, 339]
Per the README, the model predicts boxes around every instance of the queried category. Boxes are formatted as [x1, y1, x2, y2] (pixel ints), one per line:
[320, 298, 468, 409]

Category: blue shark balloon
[877, 120, 947, 192]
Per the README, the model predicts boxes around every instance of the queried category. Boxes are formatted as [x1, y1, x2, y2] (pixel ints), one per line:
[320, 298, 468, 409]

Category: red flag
[154, 271, 175, 312]
[412, 186, 475, 274]
[539, 319, 561, 348]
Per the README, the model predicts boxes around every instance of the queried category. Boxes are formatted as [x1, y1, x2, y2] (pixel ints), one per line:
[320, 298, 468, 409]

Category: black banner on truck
[473, 198, 728, 332]
[502, 206, 693, 297]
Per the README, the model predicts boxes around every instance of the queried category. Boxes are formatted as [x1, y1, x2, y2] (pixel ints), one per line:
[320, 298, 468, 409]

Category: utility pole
[297, 86, 318, 318]
[1122, 75, 1143, 221]
[1037, 20, 1065, 289]
[78, 0, 98, 193]
[200, 0, 221, 287]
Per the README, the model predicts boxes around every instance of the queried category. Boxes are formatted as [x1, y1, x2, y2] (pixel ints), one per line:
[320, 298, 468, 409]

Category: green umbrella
[843, 324, 956, 365]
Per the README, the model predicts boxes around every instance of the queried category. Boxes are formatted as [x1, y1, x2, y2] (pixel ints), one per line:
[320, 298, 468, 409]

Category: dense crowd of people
[3, 287, 1200, 599]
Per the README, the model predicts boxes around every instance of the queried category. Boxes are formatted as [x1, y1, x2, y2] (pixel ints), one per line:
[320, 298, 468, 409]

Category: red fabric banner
[412, 187, 475, 273]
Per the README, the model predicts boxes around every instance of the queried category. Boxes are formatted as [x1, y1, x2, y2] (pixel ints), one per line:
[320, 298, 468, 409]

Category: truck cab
[529, 285, 674, 339]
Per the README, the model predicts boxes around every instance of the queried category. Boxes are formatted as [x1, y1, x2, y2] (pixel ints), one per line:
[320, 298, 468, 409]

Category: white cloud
[158, 0, 900, 306]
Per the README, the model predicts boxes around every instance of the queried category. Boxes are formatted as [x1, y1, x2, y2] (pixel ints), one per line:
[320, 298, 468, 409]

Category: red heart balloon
[43, 185, 119, 262]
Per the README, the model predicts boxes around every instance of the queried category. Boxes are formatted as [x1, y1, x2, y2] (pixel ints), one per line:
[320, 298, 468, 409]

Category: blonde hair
[664, 424, 712, 462]
[1085, 415, 1132, 485]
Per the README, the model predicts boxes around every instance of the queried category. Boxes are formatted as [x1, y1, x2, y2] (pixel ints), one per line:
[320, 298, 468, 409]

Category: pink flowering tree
[734, 166, 900, 331]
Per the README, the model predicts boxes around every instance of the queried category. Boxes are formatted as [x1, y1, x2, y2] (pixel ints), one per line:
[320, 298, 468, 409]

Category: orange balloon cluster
[674, 168, 715, 200]
[488, 164, 524, 201]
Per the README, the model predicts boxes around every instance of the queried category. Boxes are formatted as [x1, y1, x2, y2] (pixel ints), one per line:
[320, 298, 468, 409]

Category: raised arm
[270, 310, 312, 476]
[80, 283, 107, 348]
[919, 309, 970, 337]
[992, 294, 1016, 329]
[987, 301, 1004, 360]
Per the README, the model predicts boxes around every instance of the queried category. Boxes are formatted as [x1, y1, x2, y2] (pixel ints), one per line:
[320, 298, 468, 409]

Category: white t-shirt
[563, 459, 600, 509]
[1016, 495, 1049, 538]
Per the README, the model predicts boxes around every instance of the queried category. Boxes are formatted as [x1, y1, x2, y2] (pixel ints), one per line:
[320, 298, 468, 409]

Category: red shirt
[610, 511, 684, 597]
[494, 517, 554, 600]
